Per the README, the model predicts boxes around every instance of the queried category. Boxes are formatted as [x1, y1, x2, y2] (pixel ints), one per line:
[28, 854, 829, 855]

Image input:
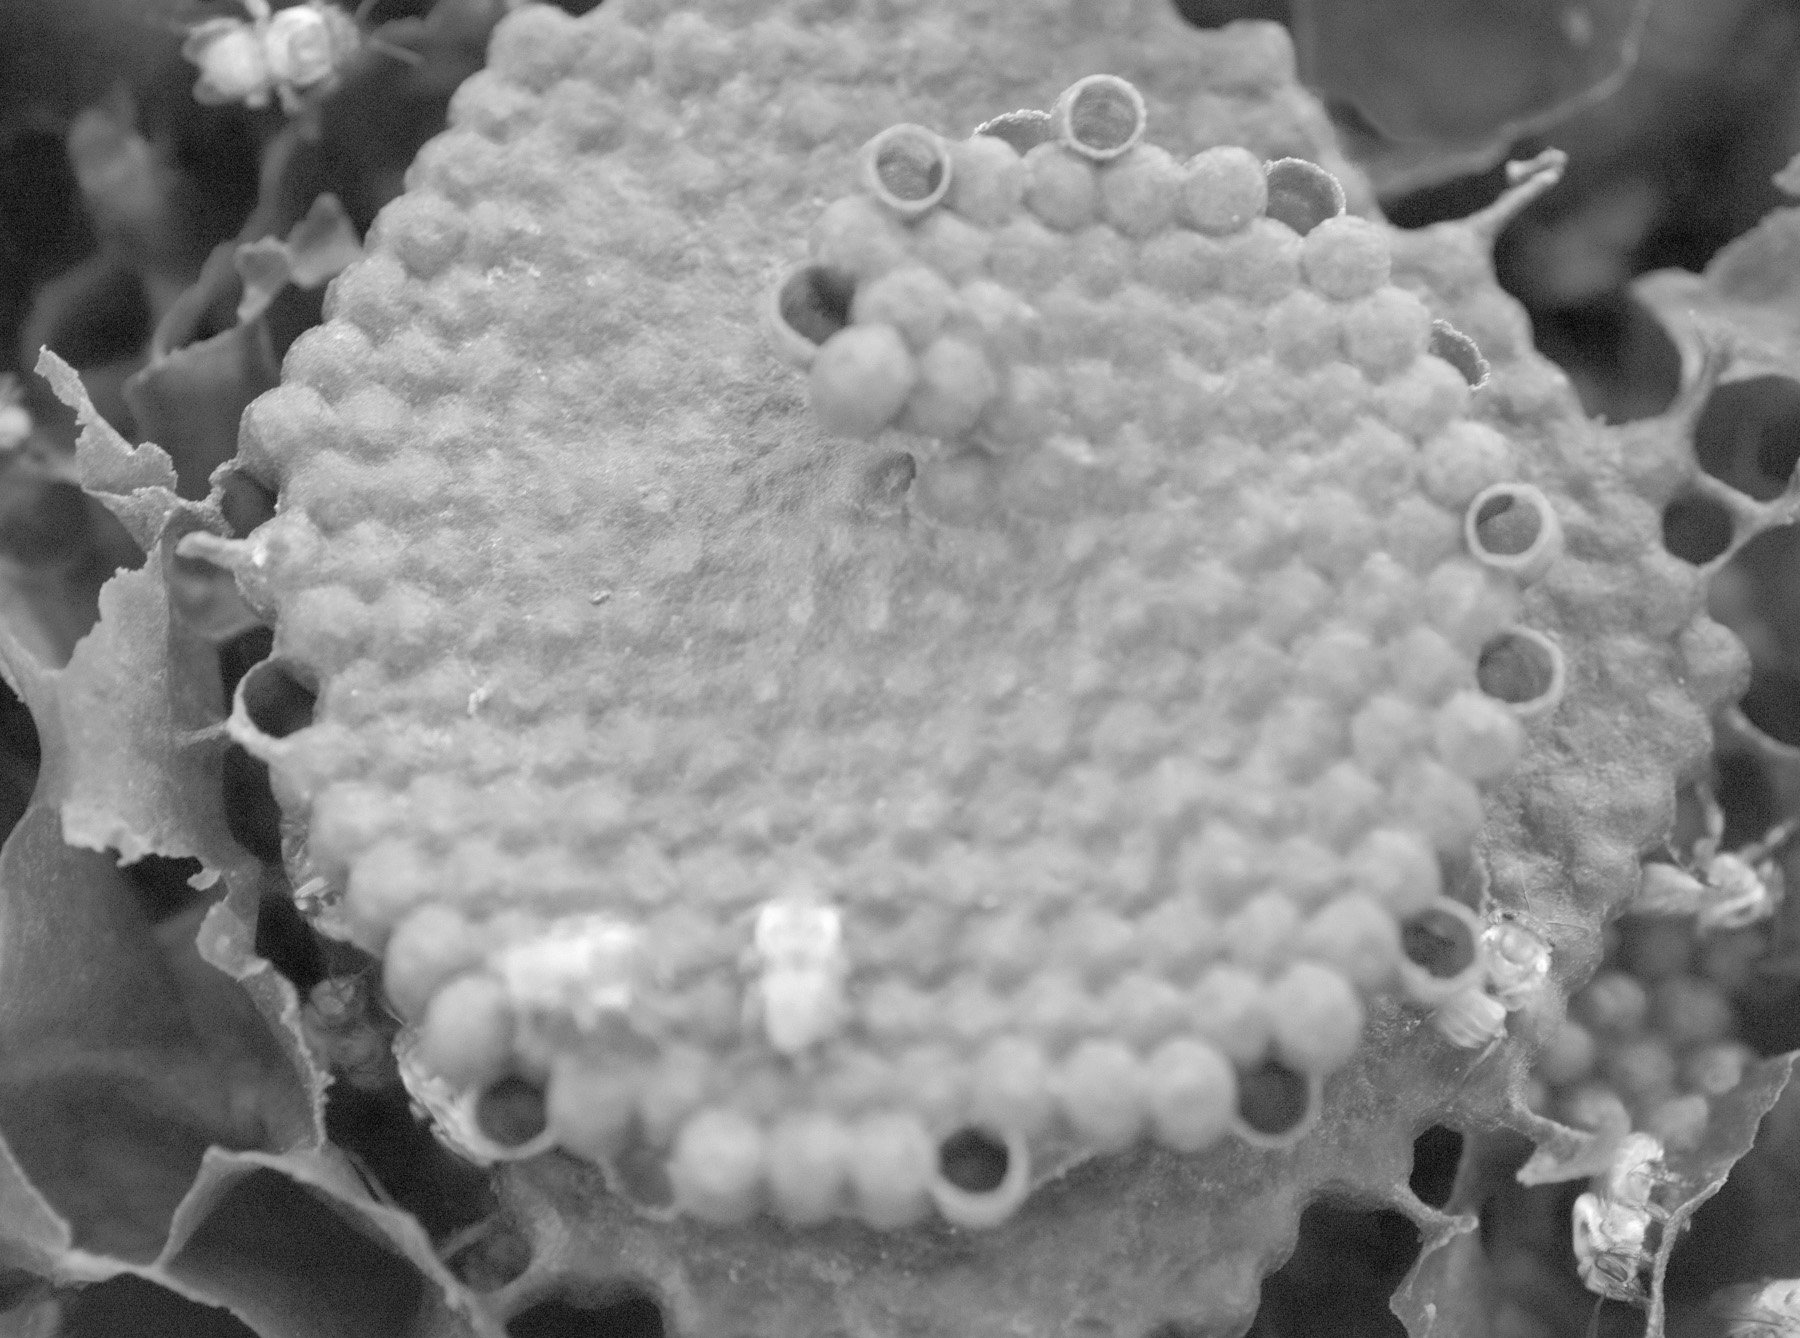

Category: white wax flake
[750, 897, 847, 1055]
[492, 915, 642, 1032]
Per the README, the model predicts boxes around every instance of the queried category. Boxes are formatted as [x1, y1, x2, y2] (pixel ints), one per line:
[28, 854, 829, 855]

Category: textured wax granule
[1376, 356, 1471, 443]
[1390, 625, 1473, 704]
[1345, 827, 1442, 916]
[848, 1111, 935, 1229]
[669, 1107, 767, 1224]
[1649, 975, 1734, 1048]
[1432, 689, 1527, 782]
[417, 973, 515, 1090]
[1102, 973, 1189, 1048]
[1072, 224, 1134, 298]
[1536, 1018, 1598, 1086]
[1420, 421, 1517, 508]
[913, 209, 992, 284]
[852, 265, 954, 350]
[1341, 287, 1431, 380]
[1681, 1041, 1752, 1097]
[1221, 892, 1302, 970]
[1604, 1036, 1679, 1102]
[1056, 1039, 1147, 1152]
[1264, 289, 1341, 372]
[1022, 142, 1099, 231]
[1576, 972, 1652, 1034]
[766, 1110, 852, 1226]
[1145, 1037, 1236, 1153]
[1424, 558, 1520, 653]
[1190, 964, 1273, 1066]
[968, 1035, 1056, 1138]
[1178, 145, 1266, 235]
[1303, 762, 1385, 848]
[946, 133, 1025, 225]
[1300, 214, 1391, 300]
[382, 903, 482, 1022]
[902, 335, 999, 438]
[1099, 144, 1181, 238]
[546, 1055, 638, 1161]
[1267, 962, 1365, 1076]
[1295, 895, 1402, 990]
[1255, 694, 1344, 782]
[810, 324, 918, 437]
[1644, 1093, 1710, 1153]
[1294, 627, 1381, 709]
[1391, 759, 1485, 854]
[810, 194, 911, 281]
[1217, 218, 1303, 305]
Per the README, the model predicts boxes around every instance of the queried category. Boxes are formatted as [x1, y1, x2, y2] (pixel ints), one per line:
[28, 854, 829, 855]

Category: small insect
[1571, 1132, 1671, 1306]
[1432, 983, 1508, 1050]
[1635, 781, 1798, 933]
[182, 0, 409, 116]
[748, 895, 848, 1056]
[1714, 1278, 1800, 1338]
[1481, 916, 1552, 1011]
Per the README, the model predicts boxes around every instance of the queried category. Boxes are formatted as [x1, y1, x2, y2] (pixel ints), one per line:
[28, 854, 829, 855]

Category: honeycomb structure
[212, 0, 1740, 1247]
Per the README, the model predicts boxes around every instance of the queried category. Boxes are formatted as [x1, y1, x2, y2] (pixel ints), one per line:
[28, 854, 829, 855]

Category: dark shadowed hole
[875, 132, 945, 203]
[1661, 491, 1734, 564]
[222, 743, 284, 863]
[0, 478, 93, 565]
[508, 1287, 666, 1338]
[777, 264, 855, 348]
[1475, 631, 1558, 707]
[1065, 79, 1142, 155]
[238, 658, 317, 739]
[476, 1077, 549, 1148]
[975, 109, 1055, 154]
[1742, 665, 1800, 749]
[326, 1083, 499, 1246]
[1429, 320, 1489, 388]
[1711, 526, 1800, 745]
[1408, 1125, 1463, 1210]
[122, 853, 209, 925]
[938, 1126, 1009, 1194]
[255, 879, 327, 991]
[0, 677, 41, 848]
[1401, 907, 1476, 979]
[1471, 489, 1541, 557]
[1236, 1060, 1312, 1137]
[1693, 375, 1800, 501]
[58, 1273, 256, 1337]
[1166, 0, 1292, 27]
[1245, 1200, 1417, 1338]
[219, 469, 279, 539]
[219, 625, 276, 703]
[1263, 158, 1343, 236]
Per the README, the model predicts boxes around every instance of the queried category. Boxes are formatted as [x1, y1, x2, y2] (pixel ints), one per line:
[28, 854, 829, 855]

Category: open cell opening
[475, 1076, 549, 1149]
[930, 1124, 1030, 1229]
[1428, 319, 1490, 389]
[1475, 628, 1564, 715]
[1056, 75, 1146, 161]
[774, 265, 855, 352]
[1711, 525, 1800, 747]
[1400, 905, 1478, 981]
[1262, 158, 1344, 236]
[236, 657, 318, 740]
[975, 109, 1056, 154]
[1693, 374, 1800, 502]
[1465, 483, 1562, 582]
[937, 1126, 1010, 1193]
[1234, 1059, 1317, 1144]
[1661, 490, 1734, 565]
[1408, 1124, 1464, 1209]
[507, 1286, 666, 1338]
[1247, 1199, 1421, 1338]
[863, 124, 952, 216]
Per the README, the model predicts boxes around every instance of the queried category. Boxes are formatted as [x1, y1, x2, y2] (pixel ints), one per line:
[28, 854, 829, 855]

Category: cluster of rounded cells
[213, 0, 1638, 1237]
[1527, 913, 1760, 1155]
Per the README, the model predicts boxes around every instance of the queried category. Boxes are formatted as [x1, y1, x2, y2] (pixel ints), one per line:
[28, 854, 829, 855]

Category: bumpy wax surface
[225, 0, 1734, 1238]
